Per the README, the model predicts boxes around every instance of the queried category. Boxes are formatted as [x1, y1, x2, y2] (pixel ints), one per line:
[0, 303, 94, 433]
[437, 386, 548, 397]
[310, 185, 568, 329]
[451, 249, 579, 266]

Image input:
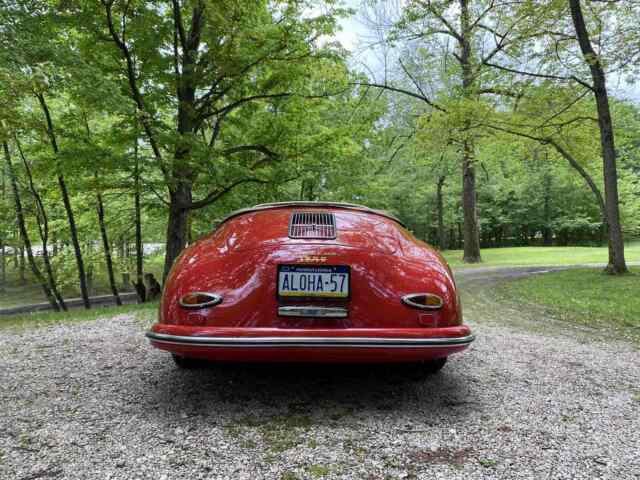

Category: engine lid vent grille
[289, 211, 337, 239]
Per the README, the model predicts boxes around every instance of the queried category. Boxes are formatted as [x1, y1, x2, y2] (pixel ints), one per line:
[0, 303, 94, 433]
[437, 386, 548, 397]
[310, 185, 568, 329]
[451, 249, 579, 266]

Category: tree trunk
[542, 173, 553, 246]
[163, 182, 191, 281]
[461, 149, 481, 261]
[436, 175, 447, 250]
[0, 238, 4, 293]
[133, 135, 146, 302]
[569, 0, 627, 274]
[161, 2, 211, 281]
[3, 141, 59, 310]
[459, 0, 482, 263]
[19, 245, 25, 284]
[37, 92, 92, 306]
[96, 190, 122, 305]
[16, 136, 66, 310]
[0, 159, 5, 293]
[12, 233, 18, 269]
[86, 260, 94, 295]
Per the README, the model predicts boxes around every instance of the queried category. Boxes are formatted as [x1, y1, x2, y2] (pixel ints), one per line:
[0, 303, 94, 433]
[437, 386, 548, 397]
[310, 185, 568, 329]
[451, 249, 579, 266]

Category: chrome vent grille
[288, 211, 337, 239]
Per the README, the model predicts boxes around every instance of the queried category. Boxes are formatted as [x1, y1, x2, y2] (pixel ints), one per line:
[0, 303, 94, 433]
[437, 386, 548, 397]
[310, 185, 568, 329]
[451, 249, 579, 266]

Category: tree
[15, 135, 67, 309]
[73, 0, 351, 279]
[358, 0, 552, 262]
[476, 0, 636, 272]
[568, 0, 626, 273]
[3, 140, 60, 310]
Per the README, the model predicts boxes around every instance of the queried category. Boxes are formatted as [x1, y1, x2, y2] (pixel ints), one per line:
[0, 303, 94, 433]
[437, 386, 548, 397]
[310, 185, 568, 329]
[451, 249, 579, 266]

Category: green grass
[495, 268, 640, 341]
[0, 301, 158, 332]
[443, 242, 640, 268]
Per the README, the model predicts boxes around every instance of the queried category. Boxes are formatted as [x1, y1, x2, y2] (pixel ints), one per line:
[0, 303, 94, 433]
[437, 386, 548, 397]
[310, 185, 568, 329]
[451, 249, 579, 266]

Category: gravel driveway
[1, 300, 639, 479]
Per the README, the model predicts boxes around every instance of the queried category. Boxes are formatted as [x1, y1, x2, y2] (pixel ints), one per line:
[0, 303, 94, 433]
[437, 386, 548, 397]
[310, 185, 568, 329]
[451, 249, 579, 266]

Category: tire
[422, 357, 447, 375]
[172, 354, 201, 369]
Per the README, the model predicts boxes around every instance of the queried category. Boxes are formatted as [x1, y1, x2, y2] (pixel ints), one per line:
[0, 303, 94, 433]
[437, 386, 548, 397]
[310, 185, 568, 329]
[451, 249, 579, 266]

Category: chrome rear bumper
[145, 331, 475, 348]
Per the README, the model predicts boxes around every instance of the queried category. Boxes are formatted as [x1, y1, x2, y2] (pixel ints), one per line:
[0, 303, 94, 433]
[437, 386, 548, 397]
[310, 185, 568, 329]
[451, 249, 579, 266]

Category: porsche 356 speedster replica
[146, 202, 474, 372]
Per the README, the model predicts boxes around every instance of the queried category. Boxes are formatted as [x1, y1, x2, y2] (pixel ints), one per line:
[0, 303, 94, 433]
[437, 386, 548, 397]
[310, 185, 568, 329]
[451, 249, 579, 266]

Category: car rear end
[147, 203, 474, 364]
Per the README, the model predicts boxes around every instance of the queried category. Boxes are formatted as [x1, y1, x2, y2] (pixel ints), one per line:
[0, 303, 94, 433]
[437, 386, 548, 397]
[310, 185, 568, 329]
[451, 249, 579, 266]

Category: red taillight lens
[401, 293, 443, 310]
[179, 292, 222, 309]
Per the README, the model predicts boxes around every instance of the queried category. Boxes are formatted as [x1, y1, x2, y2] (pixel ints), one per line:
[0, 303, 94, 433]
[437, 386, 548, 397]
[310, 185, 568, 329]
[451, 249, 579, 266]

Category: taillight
[179, 292, 222, 309]
[401, 293, 443, 310]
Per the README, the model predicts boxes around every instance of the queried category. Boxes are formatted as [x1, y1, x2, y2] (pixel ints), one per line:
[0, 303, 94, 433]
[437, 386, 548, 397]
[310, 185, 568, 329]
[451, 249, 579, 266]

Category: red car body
[147, 202, 474, 368]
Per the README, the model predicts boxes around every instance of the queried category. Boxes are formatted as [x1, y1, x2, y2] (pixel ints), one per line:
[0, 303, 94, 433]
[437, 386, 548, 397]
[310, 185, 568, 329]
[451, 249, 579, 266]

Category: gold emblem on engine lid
[298, 255, 329, 263]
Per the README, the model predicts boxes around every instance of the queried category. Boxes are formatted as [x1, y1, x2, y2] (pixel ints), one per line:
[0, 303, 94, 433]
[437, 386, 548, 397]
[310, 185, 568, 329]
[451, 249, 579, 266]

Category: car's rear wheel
[172, 354, 200, 369]
[422, 357, 447, 374]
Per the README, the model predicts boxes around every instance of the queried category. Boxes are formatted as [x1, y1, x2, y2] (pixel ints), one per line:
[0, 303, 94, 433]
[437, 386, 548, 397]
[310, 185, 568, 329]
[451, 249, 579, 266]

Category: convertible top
[218, 201, 406, 228]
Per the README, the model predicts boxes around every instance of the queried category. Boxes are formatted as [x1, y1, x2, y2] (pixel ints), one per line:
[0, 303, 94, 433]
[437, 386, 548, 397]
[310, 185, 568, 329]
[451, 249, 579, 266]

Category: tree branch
[187, 177, 271, 210]
[484, 123, 606, 220]
[101, 0, 166, 169]
[414, 0, 464, 43]
[484, 61, 594, 90]
[171, 0, 186, 49]
[351, 82, 446, 112]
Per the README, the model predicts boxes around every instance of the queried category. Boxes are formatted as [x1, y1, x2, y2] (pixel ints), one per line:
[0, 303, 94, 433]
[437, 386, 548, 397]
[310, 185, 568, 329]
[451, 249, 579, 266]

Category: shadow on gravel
[140, 359, 475, 426]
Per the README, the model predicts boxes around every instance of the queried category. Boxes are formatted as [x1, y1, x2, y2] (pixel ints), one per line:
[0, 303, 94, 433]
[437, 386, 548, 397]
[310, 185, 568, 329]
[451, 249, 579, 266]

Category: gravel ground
[1, 310, 639, 479]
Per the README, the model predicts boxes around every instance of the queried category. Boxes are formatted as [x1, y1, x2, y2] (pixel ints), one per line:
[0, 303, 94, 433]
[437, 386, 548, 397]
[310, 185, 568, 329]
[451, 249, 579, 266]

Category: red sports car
[146, 202, 474, 372]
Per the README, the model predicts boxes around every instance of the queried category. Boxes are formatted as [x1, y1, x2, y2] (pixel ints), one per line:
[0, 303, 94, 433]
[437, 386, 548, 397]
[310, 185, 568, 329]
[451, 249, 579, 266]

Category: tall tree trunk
[163, 182, 191, 281]
[121, 238, 130, 289]
[133, 135, 146, 302]
[0, 158, 5, 293]
[18, 245, 25, 284]
[0, 238, 4, 293]
[569, 0, 627, 274]
[4, 141, 59, 310]
[16, 136, 67, 310]
[542, 173, 553, 246]
[161, 2, 205, 281]
[96, 189, 121, 305]
[436, 175, 447, 250]
[37, 92, 92, 306]
[12, 234, 18, 270]
[459, 0, 482, 263]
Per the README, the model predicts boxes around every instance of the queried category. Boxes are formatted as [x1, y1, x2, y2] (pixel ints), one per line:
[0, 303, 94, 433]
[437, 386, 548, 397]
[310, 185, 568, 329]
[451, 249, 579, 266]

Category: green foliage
[1, 0, 640, 307]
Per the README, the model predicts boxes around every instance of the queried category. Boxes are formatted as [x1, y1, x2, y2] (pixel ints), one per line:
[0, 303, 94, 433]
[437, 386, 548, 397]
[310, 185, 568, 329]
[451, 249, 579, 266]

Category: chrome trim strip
[277, 306, 348, 318]
[146, 331, 475, 348]
[217, 202, 405, 228]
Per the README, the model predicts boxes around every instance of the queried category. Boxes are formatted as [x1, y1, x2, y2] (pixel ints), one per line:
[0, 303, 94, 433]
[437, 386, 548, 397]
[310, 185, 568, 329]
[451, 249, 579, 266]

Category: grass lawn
[495, 268, 640, 341]
[0, 301, 158, 332]
[443, 242, 640, 268]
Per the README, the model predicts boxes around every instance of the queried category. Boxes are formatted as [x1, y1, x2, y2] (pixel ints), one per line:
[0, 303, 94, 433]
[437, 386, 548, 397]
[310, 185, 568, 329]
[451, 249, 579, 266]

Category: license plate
[278, 265, 350, 298]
